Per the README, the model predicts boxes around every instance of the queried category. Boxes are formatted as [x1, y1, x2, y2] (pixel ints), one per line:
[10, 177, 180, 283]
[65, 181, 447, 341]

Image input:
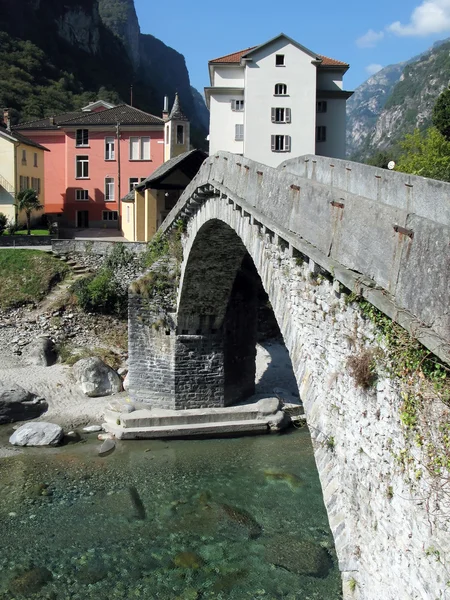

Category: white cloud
[356, 29, 385, 48]
[366, 63, 383, 75]
[388, 0, 450, 36]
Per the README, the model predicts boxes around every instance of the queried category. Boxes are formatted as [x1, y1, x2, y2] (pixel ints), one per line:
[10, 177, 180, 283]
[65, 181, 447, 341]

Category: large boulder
[9, 422, 64, 446]
[73, 357, 122, 397]
[0, 384, 47, 424]
[28, 336, 57, 367]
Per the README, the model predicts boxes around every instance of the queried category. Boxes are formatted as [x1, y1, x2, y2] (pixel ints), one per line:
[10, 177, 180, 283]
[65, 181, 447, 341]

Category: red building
[15, 101, 165, 228]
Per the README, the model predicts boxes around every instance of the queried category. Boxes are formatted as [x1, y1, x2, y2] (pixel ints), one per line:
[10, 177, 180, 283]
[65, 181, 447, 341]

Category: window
[271, 107, 291, 123]
[231, 99, 244, 111]
[129, 177, 139, 191]
[102, 210, 118, 221]
[165, 125, 169, 144]
[176, 125, 184, 145]
[105, 137, 115, 160]
[76, 129, 89, 147]
[126, 205, 130, 224]
[316, 126, 327, 142]
[76, 155, 89, 178]
[31, 177, 41, 194]
[274, 83, 288, 96]
[275, 54, 285, 66]
[19, 175, 30, 191]
[271, 135, 291, 152]
[317, 101, 328, 113]
[33, 153, 38, 167]
[76, 189, 89, 201]
[21, 149, 27, 165]
[105, 177, 115, 202]
[235, 124, 244, 141]
[130, 137, 151, 160]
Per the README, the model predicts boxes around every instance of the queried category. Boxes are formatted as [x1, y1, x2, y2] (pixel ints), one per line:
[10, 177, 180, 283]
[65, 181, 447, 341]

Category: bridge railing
[161, 151, 450, 365]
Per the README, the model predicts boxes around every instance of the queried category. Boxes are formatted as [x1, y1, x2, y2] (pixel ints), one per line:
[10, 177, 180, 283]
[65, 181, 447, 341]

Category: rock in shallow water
[73, 357, 122, 397]
[9, 566, 52, 595]
[9, 422, 64, 447]
[265, 535, 332, 577]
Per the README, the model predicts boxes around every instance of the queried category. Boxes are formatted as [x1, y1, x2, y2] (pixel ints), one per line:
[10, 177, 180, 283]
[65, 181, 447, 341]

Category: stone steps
[104, 419, 270, 440]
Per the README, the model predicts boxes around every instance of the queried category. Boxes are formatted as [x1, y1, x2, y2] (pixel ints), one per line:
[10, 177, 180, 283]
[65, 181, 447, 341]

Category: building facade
[0, 118, 47, 225]
[14, 102, 166, 229]
[205, 34, 352, 167]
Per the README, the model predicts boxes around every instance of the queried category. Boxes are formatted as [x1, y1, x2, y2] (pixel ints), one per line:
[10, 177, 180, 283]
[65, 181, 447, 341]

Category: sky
[134, 0, 450, 95]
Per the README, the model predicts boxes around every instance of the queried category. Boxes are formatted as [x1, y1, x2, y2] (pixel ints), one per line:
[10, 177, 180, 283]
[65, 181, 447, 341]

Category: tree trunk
[26, 212, 31, 235]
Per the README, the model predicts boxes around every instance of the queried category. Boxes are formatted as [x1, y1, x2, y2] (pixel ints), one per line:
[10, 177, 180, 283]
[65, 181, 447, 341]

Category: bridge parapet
[161, 151, 450, 365]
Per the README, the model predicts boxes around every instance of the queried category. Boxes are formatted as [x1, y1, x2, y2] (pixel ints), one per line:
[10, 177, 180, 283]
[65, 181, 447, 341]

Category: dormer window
[76, 129, 89, 147]
[274, 83, 288, 96]
[275, 54, 285, 66]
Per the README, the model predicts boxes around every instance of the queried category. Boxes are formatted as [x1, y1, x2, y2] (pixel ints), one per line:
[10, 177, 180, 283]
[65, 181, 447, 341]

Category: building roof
[15, 105, 164, 130]
[209, 34, 348, 68]
[0, 125, 49, 150]
[168, 93, 189, 121]
[122, 149, 207, 202]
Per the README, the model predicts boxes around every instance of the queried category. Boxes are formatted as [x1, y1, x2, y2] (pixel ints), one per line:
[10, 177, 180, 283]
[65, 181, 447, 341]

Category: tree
[0, 213, 7, 235]
[432, 87, 450, 141]
[15, 188, 44, 235]
[395, 127, 450, 182]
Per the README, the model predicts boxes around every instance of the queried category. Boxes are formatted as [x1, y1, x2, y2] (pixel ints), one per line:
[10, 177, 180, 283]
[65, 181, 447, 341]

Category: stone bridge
[127, 152, 450, 599]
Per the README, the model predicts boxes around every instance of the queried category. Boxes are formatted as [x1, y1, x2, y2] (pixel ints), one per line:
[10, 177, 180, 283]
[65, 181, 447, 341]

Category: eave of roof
[0, 127, 49, 150]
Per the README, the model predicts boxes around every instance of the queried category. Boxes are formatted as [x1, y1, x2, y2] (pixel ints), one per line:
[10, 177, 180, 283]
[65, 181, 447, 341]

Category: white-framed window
[76, 189, 89, 201]
[126, 205, 130, 224]
[271, 135, 291, 152]
[76, 129, 89, 147]
[76, 155, 89, 179]
[21, 149, 27, 165]
[33, 152, 38, 167]
[235, 124, 244, 141]
[105, 177, 115, 201]
[274, 83, 288, 96]
[105, 136, 115, 160]
[31, 177, 41, 194]
[275, 54, 285, 66]
[316, 126, 327, 142]
[231, 99, 244, 111]
[317, 101, 328, 113]
[102, 210, 118, 221]
[19, 175, 30, 191]
[130, 137, 151, 160]
[176, 125, 184, 145]
[271, 107, 291, 123]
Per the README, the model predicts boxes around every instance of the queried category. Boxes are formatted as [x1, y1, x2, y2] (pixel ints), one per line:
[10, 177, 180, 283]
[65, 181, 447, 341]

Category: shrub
[71, 269, 127, 317]
[347, 349, 377, 389]
[0, 213, 7, 235]
[105, 243, 134, 270]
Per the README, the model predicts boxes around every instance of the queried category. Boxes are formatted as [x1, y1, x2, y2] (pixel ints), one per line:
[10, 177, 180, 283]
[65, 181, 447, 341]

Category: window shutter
[141, 138, 150, 160]
[285, 108, 291, 123]
[271, 107, 276, 123]
[130, 138, 139, 160]
[285, 136, 291, 152]
[231, 100, 236, 111]
[271, 135, 276, 151]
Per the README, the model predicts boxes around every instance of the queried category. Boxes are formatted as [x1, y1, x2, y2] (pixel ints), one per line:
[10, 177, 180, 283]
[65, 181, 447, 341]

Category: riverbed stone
[28, 335, 57, 366]
[73, 357, 122, 397]
[9, 567, 52, 595]
[265, 535, 332, 577]
[0, 383, 47, 424]
[9, 422, 64, 446]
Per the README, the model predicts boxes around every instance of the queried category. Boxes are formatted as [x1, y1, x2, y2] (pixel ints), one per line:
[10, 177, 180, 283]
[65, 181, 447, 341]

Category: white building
[205, 33, 352, 167]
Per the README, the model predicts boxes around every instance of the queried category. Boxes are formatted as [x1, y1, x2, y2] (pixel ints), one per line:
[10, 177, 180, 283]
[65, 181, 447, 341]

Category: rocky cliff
[347, 38, 450, 160]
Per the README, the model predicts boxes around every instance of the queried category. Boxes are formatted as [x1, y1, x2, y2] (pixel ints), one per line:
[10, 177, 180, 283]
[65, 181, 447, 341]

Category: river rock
[10, 422, 64, 446]
[123, 372, 130, 391]
[28, 336, 57, 366]
[9, 566, 52, 595]
[83, 425, 103, 432]
[267, 410, 291, 431]
[73, 357, 122, 397]
[0, 383, 47, 424]
[265, 535, 332, 577]
[257, 397, 281, 416]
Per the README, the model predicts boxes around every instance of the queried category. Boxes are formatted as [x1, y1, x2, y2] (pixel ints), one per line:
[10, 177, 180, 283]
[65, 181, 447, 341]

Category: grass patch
[0, 249, 69, 309]
[58, 343, 123, 370]
[8, 229, 49, 236]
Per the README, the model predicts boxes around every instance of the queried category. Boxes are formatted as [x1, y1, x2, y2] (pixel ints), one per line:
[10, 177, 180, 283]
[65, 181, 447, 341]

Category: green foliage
[71, 269, 127, 318]
[386, 486, 394, 500]
[365, 150, 397, 169]
[15, 188, 44, 234]
[348, 577, 357, 593]
[141, 224, 184, 269]
[104, 243, 134, 270]
[0, 213, 7, 235]
[0, 249, 68, 309]
[326, 436, 335, 451]
[395, 127, 450, 181]
[432, 87, 450, 140]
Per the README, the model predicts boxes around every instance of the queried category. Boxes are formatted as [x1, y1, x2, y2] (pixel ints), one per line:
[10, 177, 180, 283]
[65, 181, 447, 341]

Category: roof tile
[209, 46, 348, 68]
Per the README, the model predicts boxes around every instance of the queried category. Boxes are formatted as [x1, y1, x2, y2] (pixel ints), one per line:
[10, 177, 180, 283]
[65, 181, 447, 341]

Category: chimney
[3, 108, 10, 131]
[49, 116, 55, 126]
[162, 96, 169, 121]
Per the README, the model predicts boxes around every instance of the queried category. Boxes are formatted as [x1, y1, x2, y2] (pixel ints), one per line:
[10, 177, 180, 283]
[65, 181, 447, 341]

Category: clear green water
[0, 428, 342, 600]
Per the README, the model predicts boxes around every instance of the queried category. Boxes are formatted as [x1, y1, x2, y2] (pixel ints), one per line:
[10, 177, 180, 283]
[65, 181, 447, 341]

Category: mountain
[347, 38, 450, 160]
[0, 0, 208, 148]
